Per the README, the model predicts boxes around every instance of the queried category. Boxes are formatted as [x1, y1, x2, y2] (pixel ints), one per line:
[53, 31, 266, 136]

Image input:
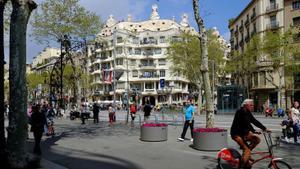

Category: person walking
[178, 100, 195, 142]
[108, 105, 115, 126]
[30, 104, 46, 155]
[143, 102, 152, 123]
[130, 102, 137, 126]
[291, 101, 300, 143]
[93, 102, 100, 123]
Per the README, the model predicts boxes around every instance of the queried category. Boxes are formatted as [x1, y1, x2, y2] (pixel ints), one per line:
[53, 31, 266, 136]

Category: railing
[142, 52, 154, 56]
[245, 34, 250, 42]
[139, 74, 159, 78]
[140, 39, 158, 45]
[239, 24, 244, 31]
[266, 3, 278, 13]
[251, 30, 257, 36]
[139, 64, 156, 68]
[239, 40, 244, 46]
[234, 44, 239, 50]
[251, 13, 256, 21]
[245, 18, 250, 27]
[234, 30, 238, 36]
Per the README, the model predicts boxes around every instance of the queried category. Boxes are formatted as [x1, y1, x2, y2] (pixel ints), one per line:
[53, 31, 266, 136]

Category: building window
[259, 72, 266, 86]
[134, 48, 141, 55]
[293, 16, 300, 26]
[130, 59, 136, 66]
[145, 82, 154, 89]
[270, 15, 276, 24]
[116, 59, 123, 65]
[117, 37, 123, 43]
[128, 48, 133, 55]
[132, 70, 138, 77]
[174, 82, 180, 89]
[293, 1, 300, 10]
[154, 48, 162, 54]
[160, 36, 166, 43]
[132, 37, 139, 44]
[270, 0, 276, 5]
[116, 47, 123, 54]
[158, 59, 166, 65]
[117, 82, 125, 89]
[254, 73, 258, 87]
[159, 70, 165, 77]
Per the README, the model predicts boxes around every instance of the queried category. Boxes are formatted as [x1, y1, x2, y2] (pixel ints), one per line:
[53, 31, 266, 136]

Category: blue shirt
[185, 105, 194, 120]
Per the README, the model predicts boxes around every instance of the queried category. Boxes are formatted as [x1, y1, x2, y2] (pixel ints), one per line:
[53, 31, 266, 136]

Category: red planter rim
[142, 123, 168, 127]
[193, 128, 227, 133]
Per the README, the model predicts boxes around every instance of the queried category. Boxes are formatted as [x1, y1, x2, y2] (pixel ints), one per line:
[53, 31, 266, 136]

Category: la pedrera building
[89, 4, 198, 106]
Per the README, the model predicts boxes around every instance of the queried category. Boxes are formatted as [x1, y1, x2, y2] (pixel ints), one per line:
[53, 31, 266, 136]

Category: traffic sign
[160, 79, 165, 88]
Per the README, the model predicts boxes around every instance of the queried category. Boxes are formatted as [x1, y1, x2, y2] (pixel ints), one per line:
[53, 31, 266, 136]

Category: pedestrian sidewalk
[41, 158, 69, 169]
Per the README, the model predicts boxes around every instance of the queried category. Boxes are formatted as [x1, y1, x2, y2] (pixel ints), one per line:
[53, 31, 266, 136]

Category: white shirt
[291, 107, 300, 125]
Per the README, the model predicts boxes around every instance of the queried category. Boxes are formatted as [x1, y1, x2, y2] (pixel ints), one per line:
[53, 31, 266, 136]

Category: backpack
[130, 105, 136, 113]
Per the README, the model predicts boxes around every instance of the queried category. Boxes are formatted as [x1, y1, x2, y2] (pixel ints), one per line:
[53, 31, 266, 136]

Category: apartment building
[284, 0, 300, 106]
[229, 0, 285, 110]
[90, 4, 198, 106]
[31, 47, 60, 74]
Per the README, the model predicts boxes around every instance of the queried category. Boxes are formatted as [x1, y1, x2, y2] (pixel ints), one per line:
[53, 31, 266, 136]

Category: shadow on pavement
[26, 122, 142, 169]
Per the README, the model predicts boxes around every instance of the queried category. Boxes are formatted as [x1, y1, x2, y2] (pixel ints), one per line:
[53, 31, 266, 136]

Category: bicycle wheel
[269, 159, 292, 169]
[217, 157, 240, 169]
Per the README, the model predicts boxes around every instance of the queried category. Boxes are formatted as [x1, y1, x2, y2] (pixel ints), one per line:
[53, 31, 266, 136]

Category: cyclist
[230, 99, 270, 169]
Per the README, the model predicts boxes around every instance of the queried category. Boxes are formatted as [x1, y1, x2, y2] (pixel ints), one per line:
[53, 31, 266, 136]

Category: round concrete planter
[193, 129, 228, 151]
[140, 125, 168, 142]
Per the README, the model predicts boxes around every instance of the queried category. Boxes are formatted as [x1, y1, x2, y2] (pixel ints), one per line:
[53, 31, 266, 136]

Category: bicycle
[217, 132, 292, 169]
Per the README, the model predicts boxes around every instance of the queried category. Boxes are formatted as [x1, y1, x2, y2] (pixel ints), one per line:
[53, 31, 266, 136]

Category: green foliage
[167, 29, 226, 86]
[26, 72, 46, 91]
[31, 0, 102, 43]
[63, 64, 77, 90]
[228, 18, 235, 26]
[263, 29, 300, 75]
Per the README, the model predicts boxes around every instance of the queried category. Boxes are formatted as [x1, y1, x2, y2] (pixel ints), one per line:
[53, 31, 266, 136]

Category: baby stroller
[46, 117, 55, 136]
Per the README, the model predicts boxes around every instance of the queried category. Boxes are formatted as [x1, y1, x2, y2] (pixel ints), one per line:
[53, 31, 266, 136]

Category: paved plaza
[23, 111, 300, 169]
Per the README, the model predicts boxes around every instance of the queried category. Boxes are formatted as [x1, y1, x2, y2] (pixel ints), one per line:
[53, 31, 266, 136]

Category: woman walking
[30, 104, 47, 155]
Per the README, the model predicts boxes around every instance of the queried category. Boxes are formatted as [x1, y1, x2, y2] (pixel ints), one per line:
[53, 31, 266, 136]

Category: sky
[6, 0, 252, 63]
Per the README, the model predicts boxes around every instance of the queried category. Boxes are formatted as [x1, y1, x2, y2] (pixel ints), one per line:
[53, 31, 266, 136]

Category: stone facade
[31, 47, 60, 74]
[90, 5, 198, 106]
[229, 0, 286, 111]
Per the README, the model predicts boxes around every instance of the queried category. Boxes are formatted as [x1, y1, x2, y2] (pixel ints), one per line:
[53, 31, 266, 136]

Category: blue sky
[21, 0, 251, 63]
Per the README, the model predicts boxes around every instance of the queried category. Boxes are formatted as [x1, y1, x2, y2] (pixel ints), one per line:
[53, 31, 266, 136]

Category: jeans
[180, 120, 194, 139]
[33, 131, 43, 155]
[293, 123, 300, 142]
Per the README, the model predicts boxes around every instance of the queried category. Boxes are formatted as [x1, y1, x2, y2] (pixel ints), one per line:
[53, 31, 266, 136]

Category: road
[22, 111, 300, 169]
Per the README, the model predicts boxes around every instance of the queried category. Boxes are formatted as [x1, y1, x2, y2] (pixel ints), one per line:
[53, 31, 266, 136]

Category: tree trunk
[6, 0, 36, 168]
[196, 83, 202, 115]
[0, 0, 8, 167]
[192, 0, 214, 128]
